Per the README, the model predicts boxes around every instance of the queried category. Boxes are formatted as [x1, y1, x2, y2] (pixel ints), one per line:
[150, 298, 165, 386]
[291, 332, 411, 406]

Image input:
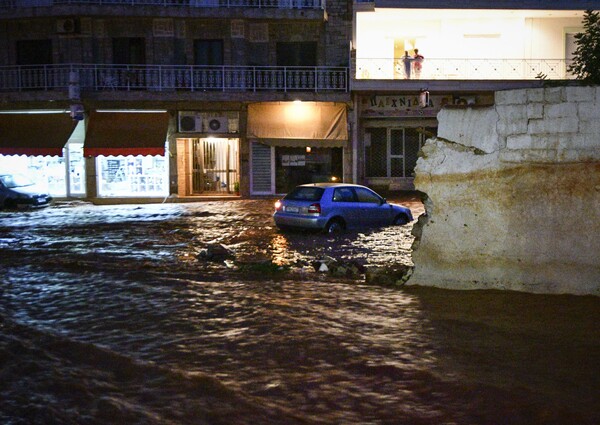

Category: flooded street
[1, 197, 599, 424]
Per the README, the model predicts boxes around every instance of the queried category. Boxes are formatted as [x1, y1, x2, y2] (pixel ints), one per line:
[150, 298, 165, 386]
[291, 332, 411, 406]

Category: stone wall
[409, 86, 600, 295]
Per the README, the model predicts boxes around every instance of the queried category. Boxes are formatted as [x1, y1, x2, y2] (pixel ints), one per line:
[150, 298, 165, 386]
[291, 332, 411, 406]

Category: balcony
[351, 57, 576, 92]
[0, 0, 324, 9]
[355, 58, 575, 81]
[0, 64, 348, 93]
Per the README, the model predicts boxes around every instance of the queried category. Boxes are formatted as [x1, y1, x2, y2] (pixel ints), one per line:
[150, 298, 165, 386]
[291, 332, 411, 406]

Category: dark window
[113, 38, 146, 64]
[276, 42, 317, 66]
[16, 40, 52, 65]
[284, 187, 324, 201]
[355, 187, 382, 204]
[194, 40, 223, 65]
[333, 187, 356, 202]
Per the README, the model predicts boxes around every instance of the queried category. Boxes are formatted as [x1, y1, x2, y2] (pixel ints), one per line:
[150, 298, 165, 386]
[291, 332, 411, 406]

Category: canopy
[84, 111, 169, 156]
[0, 113, 77, 156]
[247, 102, 347, 147]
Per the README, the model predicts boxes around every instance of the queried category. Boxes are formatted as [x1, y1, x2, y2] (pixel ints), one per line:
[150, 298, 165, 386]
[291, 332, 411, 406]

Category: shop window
[0, 154, 66, 197]
[97, 155, 168, 197]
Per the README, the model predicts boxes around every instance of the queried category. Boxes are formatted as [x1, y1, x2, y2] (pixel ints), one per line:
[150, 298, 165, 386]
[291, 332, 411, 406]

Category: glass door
[192, 138, 239, 194]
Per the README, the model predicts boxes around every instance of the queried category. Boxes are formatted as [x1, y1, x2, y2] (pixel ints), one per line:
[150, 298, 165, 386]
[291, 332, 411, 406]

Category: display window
[96, 155, 168, 197]
[0, 154, 66, 197]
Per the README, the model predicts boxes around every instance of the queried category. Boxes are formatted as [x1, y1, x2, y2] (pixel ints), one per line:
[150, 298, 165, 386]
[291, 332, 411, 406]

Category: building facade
[350, 0, 597, 191]
[0, 0, 351, 201]
[1, 0, 598, 201]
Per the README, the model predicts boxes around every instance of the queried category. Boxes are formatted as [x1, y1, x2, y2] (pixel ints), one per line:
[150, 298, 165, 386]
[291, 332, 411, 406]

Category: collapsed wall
[409, 87, 600, 295]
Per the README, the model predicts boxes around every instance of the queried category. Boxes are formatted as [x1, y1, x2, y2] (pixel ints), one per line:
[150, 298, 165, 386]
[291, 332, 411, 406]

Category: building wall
[409, 86, 600, 295]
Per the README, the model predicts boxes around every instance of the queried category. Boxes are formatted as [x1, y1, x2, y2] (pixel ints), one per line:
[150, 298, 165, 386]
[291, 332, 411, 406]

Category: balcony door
[194, 40, 224, 65]
[16, 39, 52, 65]
[112, 38, 146, 64]
[276, 42, 317, 66]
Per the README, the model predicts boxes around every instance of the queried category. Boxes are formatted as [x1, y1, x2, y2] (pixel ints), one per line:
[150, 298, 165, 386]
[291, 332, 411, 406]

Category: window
[355, 187, 381, 204]
[194, 40, 224, 65]
[284, 186, 324, 201]
[333, 187, 356, 202]
[112, 38, 146, 64]
[16, 40, 52, 65]
[276, 42, 317, 66]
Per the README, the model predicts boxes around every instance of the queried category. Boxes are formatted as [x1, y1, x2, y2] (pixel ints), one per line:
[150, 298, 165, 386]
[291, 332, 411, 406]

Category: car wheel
[393, 214, 409, 225]
[325, 219, 344, 234]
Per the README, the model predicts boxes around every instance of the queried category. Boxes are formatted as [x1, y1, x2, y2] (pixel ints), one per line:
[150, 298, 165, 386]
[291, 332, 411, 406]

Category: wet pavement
[0, 195, 599, 424]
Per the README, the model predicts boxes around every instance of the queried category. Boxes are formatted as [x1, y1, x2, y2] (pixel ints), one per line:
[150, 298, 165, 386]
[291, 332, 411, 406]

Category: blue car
[0, 173, 53, 210]
[273, 183, 413, 234]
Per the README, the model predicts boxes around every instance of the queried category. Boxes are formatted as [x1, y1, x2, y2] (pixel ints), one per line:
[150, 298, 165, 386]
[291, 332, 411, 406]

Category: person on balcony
[413, 49, 424, 79]
[401, 51, 413, 79]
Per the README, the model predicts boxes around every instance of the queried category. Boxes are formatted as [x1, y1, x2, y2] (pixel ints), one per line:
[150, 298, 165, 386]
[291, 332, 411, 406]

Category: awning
[247, 102, 347, 147]
[0, 113, 77, 156]
[84, 111, 169, 157]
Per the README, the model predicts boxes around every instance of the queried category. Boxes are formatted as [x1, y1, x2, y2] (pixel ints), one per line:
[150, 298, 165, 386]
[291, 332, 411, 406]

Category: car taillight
[308, 203, 321, 214]
[274, 200, 282, 211]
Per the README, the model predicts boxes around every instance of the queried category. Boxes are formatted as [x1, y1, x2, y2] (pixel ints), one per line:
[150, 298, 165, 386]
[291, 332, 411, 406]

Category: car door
[354, 187, 393, 227]
[331, 187, 360, 228]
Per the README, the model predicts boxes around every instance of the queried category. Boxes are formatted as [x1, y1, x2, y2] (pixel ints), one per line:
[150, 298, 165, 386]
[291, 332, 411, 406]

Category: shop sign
[282, 155, 306, 167]
[360, 94, 452, 118]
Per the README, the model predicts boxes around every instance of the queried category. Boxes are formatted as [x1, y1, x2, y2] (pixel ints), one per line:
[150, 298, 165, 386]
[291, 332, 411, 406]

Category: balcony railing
[355, 58, 576, 81]
[0, 64, 348, 92]
[0, 0, 324, 9]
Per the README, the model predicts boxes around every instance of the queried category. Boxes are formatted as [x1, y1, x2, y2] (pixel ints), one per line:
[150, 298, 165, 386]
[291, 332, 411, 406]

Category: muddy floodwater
[1, 196, 599, 425]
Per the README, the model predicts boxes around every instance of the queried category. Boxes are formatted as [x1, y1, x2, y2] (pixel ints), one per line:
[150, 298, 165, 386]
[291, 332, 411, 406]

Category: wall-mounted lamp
[306, 146, 312, 153]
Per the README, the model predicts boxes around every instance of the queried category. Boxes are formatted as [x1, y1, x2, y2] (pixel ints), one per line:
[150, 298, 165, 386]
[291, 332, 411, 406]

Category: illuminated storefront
[247, 102, 348, 195]
[84, 111, 170, 198]
[0, 112, 85, 198]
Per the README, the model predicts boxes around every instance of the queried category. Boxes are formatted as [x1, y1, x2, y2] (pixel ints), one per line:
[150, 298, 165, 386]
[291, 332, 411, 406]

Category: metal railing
[0, 0, 324, 9]
[355, 58, 576, 80]
[0, 63, 348, 92]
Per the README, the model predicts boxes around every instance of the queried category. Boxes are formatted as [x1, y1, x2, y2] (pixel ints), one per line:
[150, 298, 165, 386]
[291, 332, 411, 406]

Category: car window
[284, 187, 324, 201]
[333, 187, 356, 202]
[355, 187, 382, 204]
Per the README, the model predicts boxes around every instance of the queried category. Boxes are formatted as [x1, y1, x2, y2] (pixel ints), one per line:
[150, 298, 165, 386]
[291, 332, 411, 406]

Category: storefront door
[192, 138, 239, 194]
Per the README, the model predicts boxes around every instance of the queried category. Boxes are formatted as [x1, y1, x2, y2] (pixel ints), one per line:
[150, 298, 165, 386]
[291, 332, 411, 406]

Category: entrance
[365, 126, 436, 178]
[192, 138, 239, 194]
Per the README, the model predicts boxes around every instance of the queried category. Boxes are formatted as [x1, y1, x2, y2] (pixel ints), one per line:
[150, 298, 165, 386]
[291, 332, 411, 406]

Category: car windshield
[284, 186, 325, 201]
[0, 173, 35, 189]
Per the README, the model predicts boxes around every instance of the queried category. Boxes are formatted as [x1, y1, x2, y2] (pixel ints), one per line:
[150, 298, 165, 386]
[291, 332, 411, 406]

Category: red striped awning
[84, 111, 169, 157]
[0, 113, 77, 156]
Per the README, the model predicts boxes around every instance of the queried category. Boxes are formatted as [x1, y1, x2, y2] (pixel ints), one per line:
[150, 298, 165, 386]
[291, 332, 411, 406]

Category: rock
[365, 265, 413, 286]
[197, 243, 233, 261]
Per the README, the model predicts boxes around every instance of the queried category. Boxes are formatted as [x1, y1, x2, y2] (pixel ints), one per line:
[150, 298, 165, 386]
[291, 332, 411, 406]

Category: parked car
[273, 183, 413, 234]
[0, 173, 53, 210]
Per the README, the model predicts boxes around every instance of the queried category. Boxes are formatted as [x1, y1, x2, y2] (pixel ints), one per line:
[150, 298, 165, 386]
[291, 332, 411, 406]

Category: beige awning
[84, 111, 169, 156]
[0, 113, 77, 156]
[247, 102, 347, 147]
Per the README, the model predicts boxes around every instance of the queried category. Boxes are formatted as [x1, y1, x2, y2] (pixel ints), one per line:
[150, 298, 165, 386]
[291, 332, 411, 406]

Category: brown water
[1, 198, 598, 424]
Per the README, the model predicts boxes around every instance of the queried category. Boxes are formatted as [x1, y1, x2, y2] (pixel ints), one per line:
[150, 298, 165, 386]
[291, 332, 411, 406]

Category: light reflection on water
[0, 200, 598, 424]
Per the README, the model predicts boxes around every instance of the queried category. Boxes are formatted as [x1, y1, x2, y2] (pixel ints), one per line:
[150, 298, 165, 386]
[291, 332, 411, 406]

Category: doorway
[192, 138, 239, 194]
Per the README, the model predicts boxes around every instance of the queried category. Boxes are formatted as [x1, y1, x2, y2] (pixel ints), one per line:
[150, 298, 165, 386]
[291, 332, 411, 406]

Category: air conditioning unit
[57, 18, 80, 34]
[178, 111, 202, 133]
[204, 116, 228, 133]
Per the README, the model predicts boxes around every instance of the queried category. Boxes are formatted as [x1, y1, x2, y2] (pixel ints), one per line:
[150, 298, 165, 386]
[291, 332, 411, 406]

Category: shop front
[175, 111, 240, 196]
[247, 102, 348, 196]
[0, 112, 85, 198]
[84, 111, 170, 198]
